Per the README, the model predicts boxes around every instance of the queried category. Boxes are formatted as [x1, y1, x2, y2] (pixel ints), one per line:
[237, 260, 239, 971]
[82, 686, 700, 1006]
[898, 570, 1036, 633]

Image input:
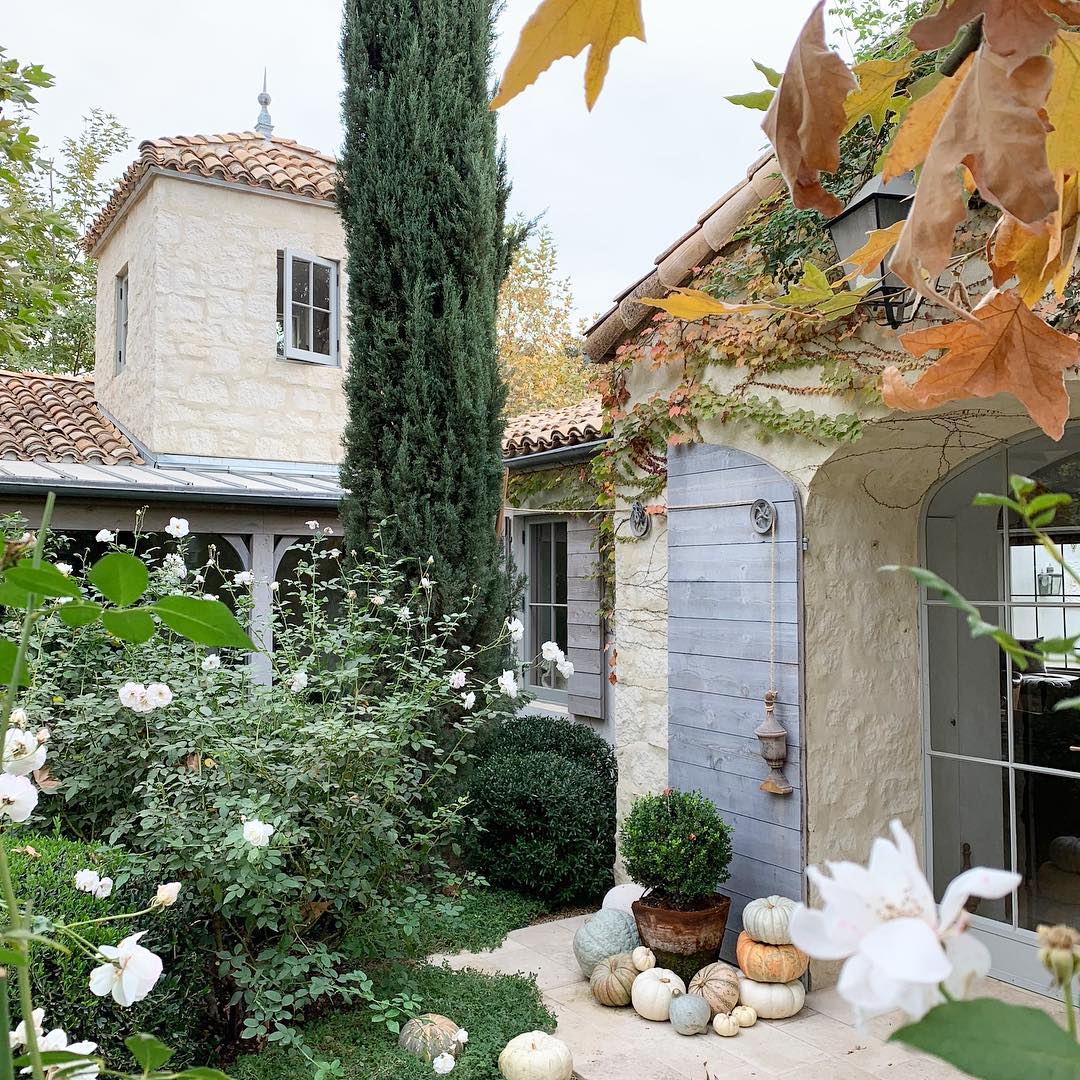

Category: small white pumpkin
[632, 946, 656, 972]
[738, 977, 805, 1019]
[731, 1005, 757, 1028]
[631, 967, 687, 1022]
[498, 1031, 573, 1080]
[713, 1013, 740, 1037]
[602, 882, 646, 913]
[741, 895, 797, 945]
[669, 991, 711, 1036]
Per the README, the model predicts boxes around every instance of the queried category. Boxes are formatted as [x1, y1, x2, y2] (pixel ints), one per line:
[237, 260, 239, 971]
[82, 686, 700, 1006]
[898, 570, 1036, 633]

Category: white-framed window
[276, 249, 339, 365]
[510, 516, 570, 700]
[115, 268, 129, 370]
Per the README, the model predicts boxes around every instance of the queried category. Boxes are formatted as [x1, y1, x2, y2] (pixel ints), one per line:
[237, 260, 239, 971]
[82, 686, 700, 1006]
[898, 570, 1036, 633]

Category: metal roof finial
[255, 69, 273, 140]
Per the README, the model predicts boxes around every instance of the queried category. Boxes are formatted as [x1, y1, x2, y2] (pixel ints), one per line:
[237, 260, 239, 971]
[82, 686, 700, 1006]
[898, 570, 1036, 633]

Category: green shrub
[9, 834, 213, 1063]
[467, 739, 616, 904]
[619, 789, 733, 907]
[480, 713, 617, 781]
[232, 964, 556, 1080]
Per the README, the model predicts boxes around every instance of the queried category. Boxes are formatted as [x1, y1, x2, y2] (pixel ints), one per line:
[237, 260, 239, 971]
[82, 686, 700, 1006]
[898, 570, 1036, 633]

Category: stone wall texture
[94, 175, 348, 463]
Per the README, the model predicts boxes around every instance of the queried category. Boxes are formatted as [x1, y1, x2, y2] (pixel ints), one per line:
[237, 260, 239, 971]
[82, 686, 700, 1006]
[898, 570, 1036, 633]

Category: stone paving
[429, 914, 1062, 1080]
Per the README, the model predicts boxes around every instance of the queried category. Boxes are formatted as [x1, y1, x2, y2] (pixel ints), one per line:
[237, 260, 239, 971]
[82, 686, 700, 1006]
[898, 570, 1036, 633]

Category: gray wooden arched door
[667, 443, 805, 961]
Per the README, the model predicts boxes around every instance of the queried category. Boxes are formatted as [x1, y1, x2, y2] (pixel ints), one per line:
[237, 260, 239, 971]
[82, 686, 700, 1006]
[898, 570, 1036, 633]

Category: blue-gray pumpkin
[669, 991, 711, 1036]
[572, 909, 640, 976]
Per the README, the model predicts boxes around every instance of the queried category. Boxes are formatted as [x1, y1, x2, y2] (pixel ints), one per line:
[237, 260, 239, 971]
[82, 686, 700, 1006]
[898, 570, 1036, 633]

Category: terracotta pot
[632, 894, 731, 983]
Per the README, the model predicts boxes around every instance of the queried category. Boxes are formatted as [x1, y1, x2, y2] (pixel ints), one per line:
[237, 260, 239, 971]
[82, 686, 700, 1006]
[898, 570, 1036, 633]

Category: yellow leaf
[882, 55, 972, 181]
[882, 289, 1080, 440]
[638, 289, 777, 321]
[834, 221, 907, 282]
[492, 0, 645, 111]
[774, 263, 833, 307]
[844, 55, 913, 133]
[1047, 31, 1080, 175]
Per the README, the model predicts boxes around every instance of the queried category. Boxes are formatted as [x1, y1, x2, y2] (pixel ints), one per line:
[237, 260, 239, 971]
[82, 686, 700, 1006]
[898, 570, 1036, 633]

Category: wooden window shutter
[566, 515, 607, 722]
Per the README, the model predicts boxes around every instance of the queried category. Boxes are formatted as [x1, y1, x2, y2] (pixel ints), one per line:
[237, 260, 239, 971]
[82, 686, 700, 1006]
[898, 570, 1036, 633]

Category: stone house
[585, 153, 1080, 998]
[0, 99, 611, 725]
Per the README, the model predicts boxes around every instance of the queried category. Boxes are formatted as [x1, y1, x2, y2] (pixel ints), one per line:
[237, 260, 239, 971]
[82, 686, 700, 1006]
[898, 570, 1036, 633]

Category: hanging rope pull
[755, 511, 794, 796]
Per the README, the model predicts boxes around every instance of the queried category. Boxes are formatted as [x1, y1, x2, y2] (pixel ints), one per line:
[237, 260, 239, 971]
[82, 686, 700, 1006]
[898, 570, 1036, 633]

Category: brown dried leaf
[882, 56, 972, 181]
[762, 1, 857, 217]
[909, 1, 1078, 67]
[1047, 31, 1080, 176]
[890, 48, 1056, 304]
[882, 290, 1080, 439]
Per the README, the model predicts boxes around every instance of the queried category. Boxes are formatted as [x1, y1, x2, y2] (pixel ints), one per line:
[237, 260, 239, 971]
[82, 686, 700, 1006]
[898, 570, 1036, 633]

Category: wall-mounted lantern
[828, 172, 918, 329]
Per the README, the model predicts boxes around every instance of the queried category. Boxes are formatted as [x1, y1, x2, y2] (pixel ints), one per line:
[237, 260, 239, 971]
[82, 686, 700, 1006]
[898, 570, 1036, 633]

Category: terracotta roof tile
[503, 397, 605, 460]
[86, 131, 339, 251]
[0, 372, 142, 465]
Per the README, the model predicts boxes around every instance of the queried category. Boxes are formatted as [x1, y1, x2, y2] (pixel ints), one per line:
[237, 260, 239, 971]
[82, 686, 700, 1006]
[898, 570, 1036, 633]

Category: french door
[924, 429, 1080, 998]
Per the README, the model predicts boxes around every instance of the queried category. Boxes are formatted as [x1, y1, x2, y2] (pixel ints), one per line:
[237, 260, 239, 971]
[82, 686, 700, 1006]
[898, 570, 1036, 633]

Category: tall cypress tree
[338, 0, 512, 656]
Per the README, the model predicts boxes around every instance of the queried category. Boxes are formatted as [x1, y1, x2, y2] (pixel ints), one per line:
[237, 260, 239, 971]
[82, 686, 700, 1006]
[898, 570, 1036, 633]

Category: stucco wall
[94, 174, 348, 463]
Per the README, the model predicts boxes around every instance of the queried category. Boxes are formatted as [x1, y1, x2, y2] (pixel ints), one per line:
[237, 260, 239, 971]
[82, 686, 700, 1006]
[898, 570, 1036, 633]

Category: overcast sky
[6, 0, 817, 322]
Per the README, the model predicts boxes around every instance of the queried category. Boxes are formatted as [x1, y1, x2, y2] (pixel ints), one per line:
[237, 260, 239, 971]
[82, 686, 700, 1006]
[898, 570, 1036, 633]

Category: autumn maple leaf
[881, 290, 1080, 439]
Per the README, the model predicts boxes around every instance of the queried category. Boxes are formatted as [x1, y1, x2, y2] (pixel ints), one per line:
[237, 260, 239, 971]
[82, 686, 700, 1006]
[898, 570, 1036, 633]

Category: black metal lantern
[828, 172, 917, 328]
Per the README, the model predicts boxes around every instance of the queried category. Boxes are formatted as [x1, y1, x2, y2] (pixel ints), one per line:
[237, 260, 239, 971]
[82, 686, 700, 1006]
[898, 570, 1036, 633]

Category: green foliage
[892, 999, 1080, 1080]
[338, 0, 512, 669]
[18, 532, 514, 1050]
[8, 834, 212, 1064]
[232, 965, 556, 1080]
[620, 789, 733, 907]
[466, 715, 617, 904]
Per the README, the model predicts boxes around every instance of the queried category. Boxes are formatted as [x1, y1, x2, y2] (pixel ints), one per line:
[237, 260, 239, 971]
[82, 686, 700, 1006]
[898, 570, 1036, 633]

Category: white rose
[305, 520, 320, 531]
[556, 658, 575, 681]
[163, 553, 187, 579]
[2, 728, 45, 776]
[118, 681, 145, 710]
[506, 617, 524, 643]
[0, 774, 38, 821]
[288, 670, 309, 693]
[455, 1028, 469, 1044]
[448, 671, 467, 690]
[371, 595, 386, 606]
[497, 670, 519, 700]
[153, 882, 181, 908]
[432, 1053, 456, 1075]
[461, 691, 476, 711]
[242, 819, 275, 847]
[96, 529, 116, 543]
[54, 562, 73, 577]
[420, 576, 433, 590]
[202, 654, 222, 671]
[233, 570, 254, 586]
[8, 707, 26, 728]
[164, 517, 189, 539]
[9, 1007, 44, 1049]
[93, 876, 114, 900]
[74, 869, 101, 894]
[88, 931, 163, 1007]
[145, 683, 172, 709]
[541, 640, 564, 663]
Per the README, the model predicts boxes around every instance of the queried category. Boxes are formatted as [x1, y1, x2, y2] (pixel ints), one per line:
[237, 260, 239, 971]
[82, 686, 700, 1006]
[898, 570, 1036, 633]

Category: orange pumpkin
[736, 931, 809, 983]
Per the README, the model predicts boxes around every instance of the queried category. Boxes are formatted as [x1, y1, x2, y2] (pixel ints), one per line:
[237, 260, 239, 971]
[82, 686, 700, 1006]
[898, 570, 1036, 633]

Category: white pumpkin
[731, 1005, 757, 1028]
[738, 977, 805, 1019]
[1050, 836, 1080, 874]
[713, 1013, 740, 1037]
[741, 895, 797, 945]
[632, 946, 656, 972]
[498, 1031, 573, 1080]
[631, 967, 687, 1022]
[602, 882, 646, 913]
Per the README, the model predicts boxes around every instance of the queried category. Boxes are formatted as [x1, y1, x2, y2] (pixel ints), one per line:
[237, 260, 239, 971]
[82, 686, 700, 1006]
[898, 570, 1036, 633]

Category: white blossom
[153, 882, 181, 908]
[242, 819, 275, 847]
[95, 529, 116, 543]
[233, 570, 254, 586]
[0, 774, 38, 822]
[399, 607, 412, 621]
[556, 658, 575, 681]
[506, 617, 524, 643]
[118, 682, 152, 713]
[145, 683, 172, 709]
[288, 670, 309, 693]
[461, 691, 476, 711]
[455, 1029, 468, 1045]
[88, 931, 163, 1007]
[306, 520, 320, 531]
[74, 869, 101, 894]
[93, 877, 113, 900]
[371, 594, 386, 607]
[328, 548, 341, 559]
[271, 581, 280, 591]
[33, 1029, 100, 1078]
[193, 574, 205, 585]
[448, 671, 467, 690]
[420, 576, 433, 590]
[54, 562, 73, 577]
[541, 640, 564, 663]
[789, 820, 1020, 1023]
[9, 708, 26, 728]
[3, 728, 45, 776]
[162, 553, 187, 579]
[497, 670, 519, 700]
[202, 593, 218, 602]
[432, 1053, 456, 1075]
[164, 517, 189, 539]
[202, 654, 222, 672]
[9, 1007, 43, 1049]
